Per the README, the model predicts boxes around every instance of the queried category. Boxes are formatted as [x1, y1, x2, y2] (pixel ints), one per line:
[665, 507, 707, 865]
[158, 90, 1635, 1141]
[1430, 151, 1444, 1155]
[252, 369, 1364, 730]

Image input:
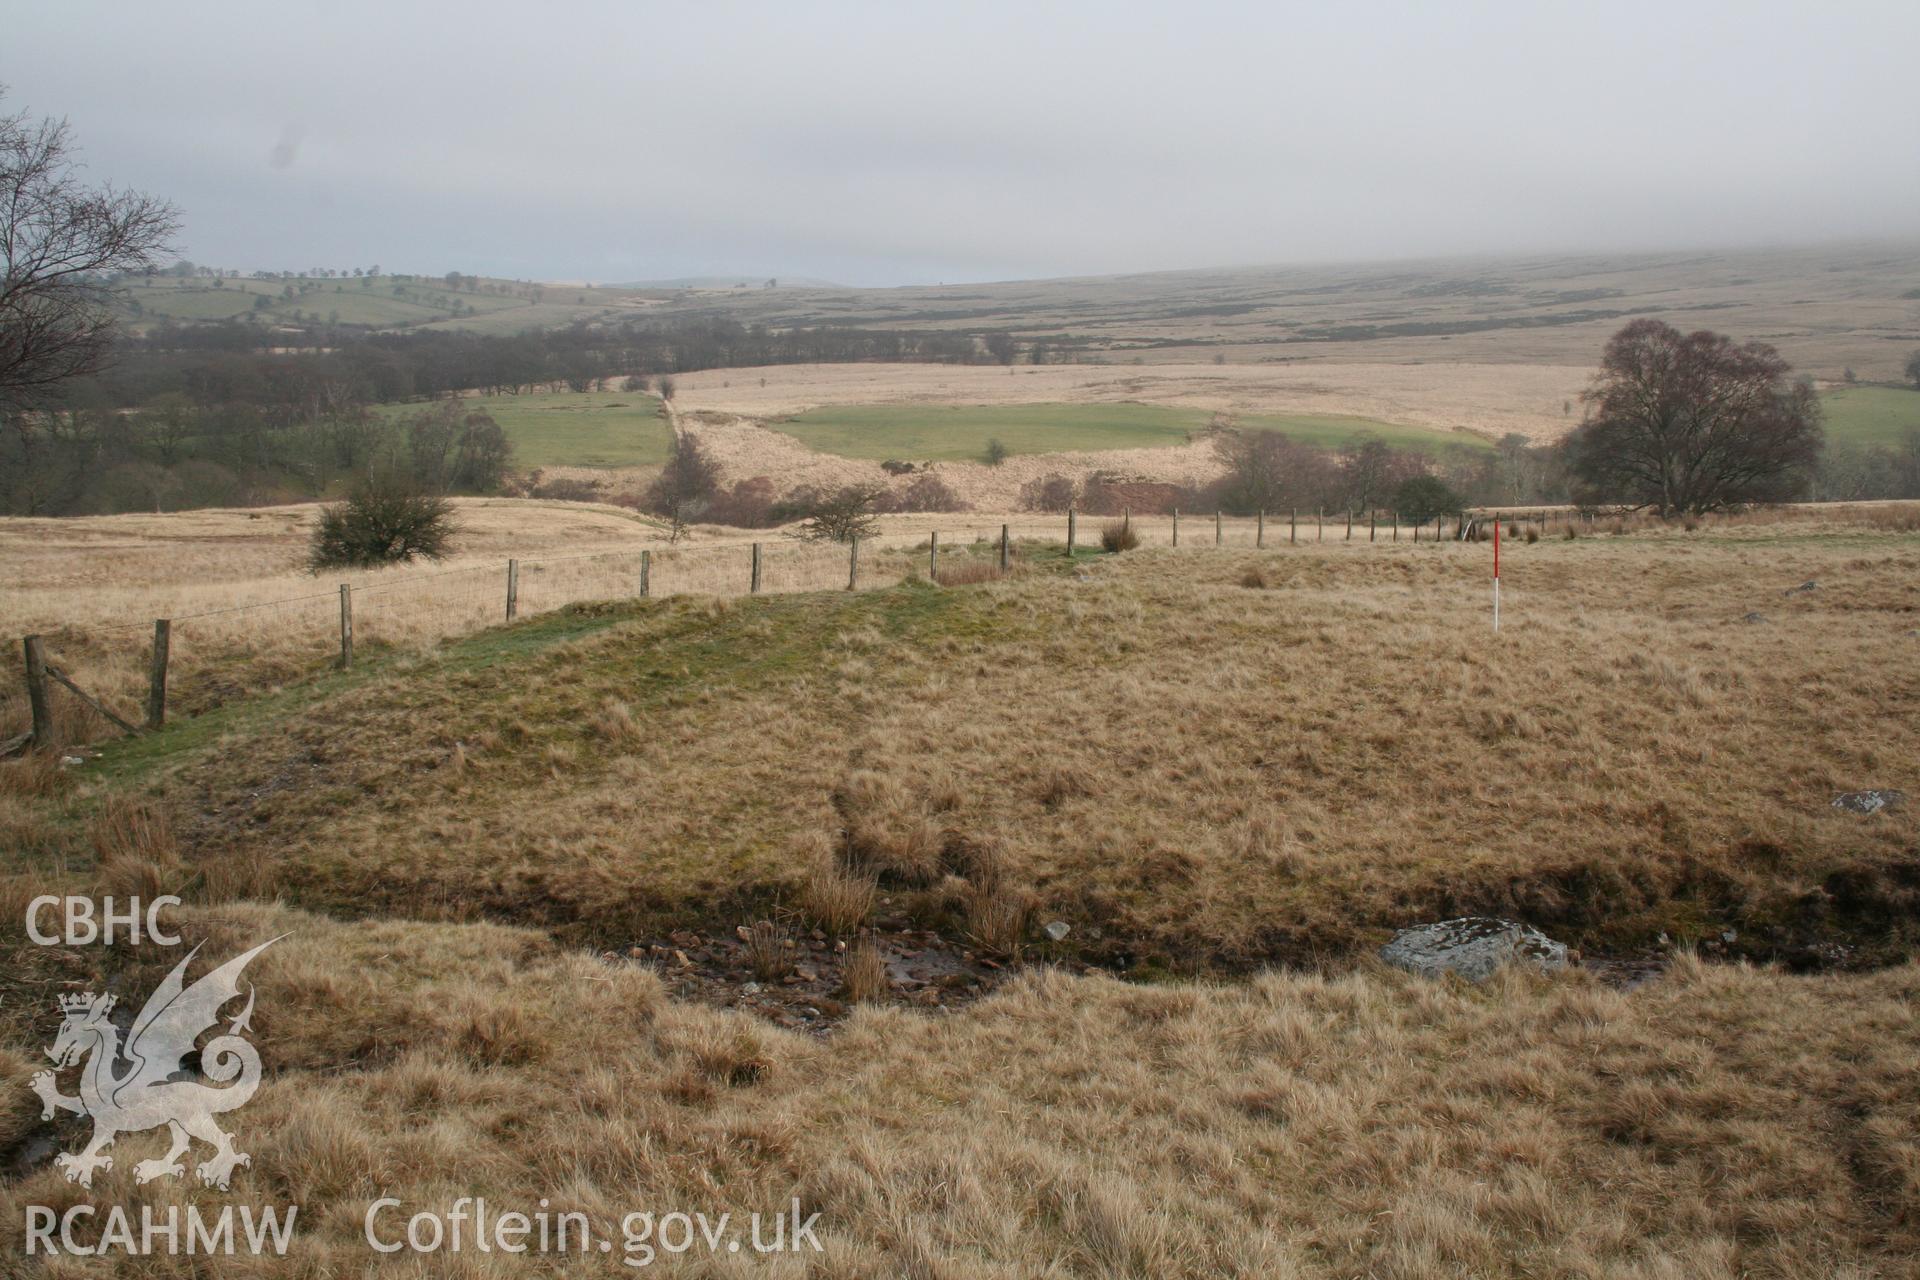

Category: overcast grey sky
[8, 0, 1918, 286]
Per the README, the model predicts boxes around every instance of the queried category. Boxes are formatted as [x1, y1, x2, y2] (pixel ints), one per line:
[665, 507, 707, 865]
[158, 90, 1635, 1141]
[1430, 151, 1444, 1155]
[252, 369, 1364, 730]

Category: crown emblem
[58, 992, 111, 1016]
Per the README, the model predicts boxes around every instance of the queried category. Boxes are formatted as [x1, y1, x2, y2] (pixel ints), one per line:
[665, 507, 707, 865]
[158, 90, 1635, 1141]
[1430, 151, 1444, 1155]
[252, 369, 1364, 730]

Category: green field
[773, 402, 1488, 461]
[1821, 386, 1920, 447]
[377, 391, 671, 468]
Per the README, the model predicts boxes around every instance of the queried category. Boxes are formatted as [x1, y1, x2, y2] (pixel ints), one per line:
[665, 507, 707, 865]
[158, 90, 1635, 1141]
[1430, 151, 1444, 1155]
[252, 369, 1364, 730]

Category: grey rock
[1832, 789, 1907, 815]
[1782, 580, 1818, 597]
[1380, 917, 1569, 983]
[1740, 612, 1768, 624]
[1043, 921, 1071, 942]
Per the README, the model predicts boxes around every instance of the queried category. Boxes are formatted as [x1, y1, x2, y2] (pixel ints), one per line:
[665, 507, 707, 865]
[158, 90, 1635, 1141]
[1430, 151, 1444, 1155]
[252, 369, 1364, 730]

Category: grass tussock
[744, 918, 793, 982]
[1100, 520, 1141, 552]
[843, 938, 889, 1003]
[934, 558, 1007, 587]
[803, 858, 877, 935]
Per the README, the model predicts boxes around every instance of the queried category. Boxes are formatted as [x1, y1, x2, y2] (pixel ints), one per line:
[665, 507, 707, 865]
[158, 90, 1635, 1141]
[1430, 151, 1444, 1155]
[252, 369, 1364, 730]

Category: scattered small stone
[1740, 612, 1768, 624]
[1831, 789, 1907, 815]
[740, 981, 761, 995]
[1781, 580, 1818, 597]
[1379, 917, 1569, 983]
[59, 756, 84, 767]
[1044, 921, 1071, 942]
[626, 946, 645, 959]
[832, 939, 848, 954]
[1720, 929, 1737, 944]
[671, 949, 691, 968]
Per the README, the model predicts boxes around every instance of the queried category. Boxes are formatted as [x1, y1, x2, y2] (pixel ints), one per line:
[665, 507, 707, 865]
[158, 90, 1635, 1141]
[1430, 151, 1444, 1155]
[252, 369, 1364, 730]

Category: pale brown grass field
[1, 504, 1917, 1275]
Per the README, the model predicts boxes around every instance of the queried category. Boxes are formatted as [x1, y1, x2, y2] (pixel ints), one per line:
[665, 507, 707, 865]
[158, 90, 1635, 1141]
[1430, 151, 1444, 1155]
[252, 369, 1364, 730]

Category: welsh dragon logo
[30, 938, 281, 1191]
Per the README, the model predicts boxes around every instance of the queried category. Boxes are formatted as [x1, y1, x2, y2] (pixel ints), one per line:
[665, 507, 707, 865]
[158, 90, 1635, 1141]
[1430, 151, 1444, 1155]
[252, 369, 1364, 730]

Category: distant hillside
[609, 275, 843, 290]
[109, 243, 1920, 381]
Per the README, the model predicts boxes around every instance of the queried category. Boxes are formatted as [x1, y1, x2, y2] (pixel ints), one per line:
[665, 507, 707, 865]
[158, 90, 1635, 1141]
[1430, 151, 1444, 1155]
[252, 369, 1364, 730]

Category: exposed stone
[1740, 612, 1769, 624]
[1379, 917, 1569, 983]
[1782, 580, 1818, 597]
[1832, 790, 1907, 815]
[1044, 921, 1071, 942]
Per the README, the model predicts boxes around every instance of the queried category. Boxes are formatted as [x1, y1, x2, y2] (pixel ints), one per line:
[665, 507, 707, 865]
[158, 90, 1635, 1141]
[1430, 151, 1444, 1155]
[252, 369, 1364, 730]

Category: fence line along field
[8, 496, 1919, 751]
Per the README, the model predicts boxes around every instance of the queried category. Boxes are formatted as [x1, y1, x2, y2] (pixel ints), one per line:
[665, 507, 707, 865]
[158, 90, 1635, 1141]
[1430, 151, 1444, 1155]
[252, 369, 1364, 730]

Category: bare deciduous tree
[646, 431, 720, 541]
[1, 94, 179, 411]
[1563, 320, 1823, 515]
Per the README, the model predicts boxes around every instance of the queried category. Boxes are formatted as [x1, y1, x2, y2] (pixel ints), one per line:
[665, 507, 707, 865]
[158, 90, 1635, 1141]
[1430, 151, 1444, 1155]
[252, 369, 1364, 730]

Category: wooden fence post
[505, 559, 519, 621]
[1066, 509, 1076, 557]
[639, 549, 651, 598]
[1392, 511, 1399, 542]
[146, 619, 170, 730]
[1346, 509, 1353, 541]
[22, 636, 52, 749]
[1000, 524, 1010, 571]
[1290, 508, 1296, 544]
[1214, 511, 1222, 546]
[1256, 509, 1265, 548]
[1171, 509, 1179, 548]
[1123, 507, 1131, 534]
[848, 536, 860, 590]
[338, 585, 353, 669]
[1317, 509, 1323, 541]
[751, 543, 763, 594]
[929, 531, 938, 580]
[1370, 512, 1376, 542]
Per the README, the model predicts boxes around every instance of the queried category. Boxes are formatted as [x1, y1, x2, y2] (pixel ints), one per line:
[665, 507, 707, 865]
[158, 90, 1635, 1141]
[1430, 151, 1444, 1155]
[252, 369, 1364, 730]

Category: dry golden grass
[0, 899, 1912, 1276]
[38, 504, 1904, 974]
[0, 501, 937, 745]
[2, 507, 1919, 1275]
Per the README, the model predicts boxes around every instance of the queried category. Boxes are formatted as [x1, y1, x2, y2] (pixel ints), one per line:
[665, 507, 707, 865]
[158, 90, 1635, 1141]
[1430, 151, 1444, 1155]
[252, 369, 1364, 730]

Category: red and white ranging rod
[1492, 516, 1501, 633]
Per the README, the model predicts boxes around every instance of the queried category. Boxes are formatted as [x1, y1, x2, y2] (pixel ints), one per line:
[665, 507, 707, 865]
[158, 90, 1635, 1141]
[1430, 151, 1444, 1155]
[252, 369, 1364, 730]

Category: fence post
[1290, 508, 1296, 544]
[1171, 509, 1179, 548]
[1257, 509, 1265, 548]
[22, 636, 52, 749]
[848, 536, 860, 590]
[338, 585, 353, 669]
[1123, 507, 1131, 534]
[639, 549, 651, 598]
[505, 559, 518, 621]
[146, 619, 170, 730]
[1317, 509, 1323, 541]
[999, 524, 1010, 571]
[1066, 509, 1076, 557]
[1392, 511, 1399, 542]
[929, 531, 938, 580]
[1370, 512, 1376, 542]
[751, 543, 763, 594]
[1214, 510, 1222, 546]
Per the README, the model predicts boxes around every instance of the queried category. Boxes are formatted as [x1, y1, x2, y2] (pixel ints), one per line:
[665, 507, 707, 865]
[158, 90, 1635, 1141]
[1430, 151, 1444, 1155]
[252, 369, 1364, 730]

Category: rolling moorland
[5, 242, 1919, 1274]
[3, 510, 1919, 1274]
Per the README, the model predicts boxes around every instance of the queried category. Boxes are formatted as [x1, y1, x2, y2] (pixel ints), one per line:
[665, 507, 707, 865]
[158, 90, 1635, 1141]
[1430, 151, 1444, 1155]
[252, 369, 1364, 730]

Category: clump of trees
[1562, 320, 1822, 514]
[1392, 475, 1462, 524]
[309, 473, 456, 570]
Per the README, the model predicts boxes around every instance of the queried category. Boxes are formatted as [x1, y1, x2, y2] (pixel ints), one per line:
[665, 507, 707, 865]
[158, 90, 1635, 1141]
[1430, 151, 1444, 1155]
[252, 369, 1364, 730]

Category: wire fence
[7, 505, 1568, 751]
